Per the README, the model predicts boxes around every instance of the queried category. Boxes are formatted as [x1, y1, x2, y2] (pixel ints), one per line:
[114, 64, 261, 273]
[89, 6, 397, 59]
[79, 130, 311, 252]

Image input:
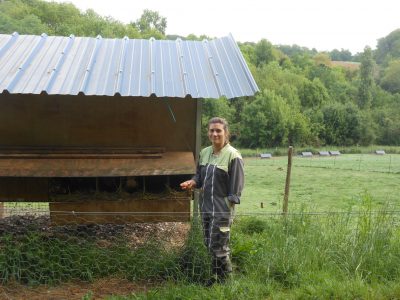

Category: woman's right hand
[180, 179, 196, 190]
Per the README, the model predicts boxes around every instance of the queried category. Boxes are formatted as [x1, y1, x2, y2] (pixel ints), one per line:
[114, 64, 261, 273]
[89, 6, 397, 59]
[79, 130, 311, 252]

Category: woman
[181, 117, 244, 281]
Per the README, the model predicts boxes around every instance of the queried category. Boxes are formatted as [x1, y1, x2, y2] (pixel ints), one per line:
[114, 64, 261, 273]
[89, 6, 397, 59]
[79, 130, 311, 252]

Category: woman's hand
[180, 179, 196, 190]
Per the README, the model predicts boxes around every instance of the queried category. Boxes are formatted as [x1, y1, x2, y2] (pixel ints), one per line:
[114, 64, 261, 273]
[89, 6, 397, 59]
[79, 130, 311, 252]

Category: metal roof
[0, 33, 259, 99]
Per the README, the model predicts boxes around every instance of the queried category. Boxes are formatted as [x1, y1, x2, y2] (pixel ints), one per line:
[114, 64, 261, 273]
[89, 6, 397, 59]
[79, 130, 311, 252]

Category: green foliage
[235, 217, 270, 235]
[329, 48, 353, 61]
[240, 90, 289, 147]
[0, 0, 157, 39]
[358, 47, 374, 109]
[299, 78, 330, 109]
[254, 39, 276, 67]
[276, 44, 317, 58]
[374, 104, 400, 145]
[240, 90, 311, 147]
[0, 0, 47, 34]
[319, 102, 370, 145]
[238, 42, 257, 67]
[134, 9, 167, 35]
[375, 29, 400, 65]
[380, 59, 400, 93]
[308, 63, 354, 103]
[1, 0, 400, 147]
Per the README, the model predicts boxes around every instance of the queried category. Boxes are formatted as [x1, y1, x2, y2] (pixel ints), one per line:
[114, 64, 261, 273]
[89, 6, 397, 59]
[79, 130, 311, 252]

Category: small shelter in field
[301, 152, 313, 157]
[329, 150, 341, 156]
[0, 32, 258, 224]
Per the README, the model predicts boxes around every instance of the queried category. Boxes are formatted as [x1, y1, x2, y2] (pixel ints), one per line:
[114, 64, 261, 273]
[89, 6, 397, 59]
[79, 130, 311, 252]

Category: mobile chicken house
[0, 33, 258, 224]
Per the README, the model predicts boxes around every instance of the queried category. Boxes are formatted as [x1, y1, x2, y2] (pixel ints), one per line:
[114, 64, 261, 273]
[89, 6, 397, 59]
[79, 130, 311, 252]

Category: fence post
[283, 146, 293, 215]
[192, 190, 200, 221]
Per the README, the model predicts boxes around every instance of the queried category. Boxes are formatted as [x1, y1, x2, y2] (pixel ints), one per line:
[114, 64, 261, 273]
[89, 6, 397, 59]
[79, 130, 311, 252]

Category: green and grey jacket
[193, 144, 244, 215]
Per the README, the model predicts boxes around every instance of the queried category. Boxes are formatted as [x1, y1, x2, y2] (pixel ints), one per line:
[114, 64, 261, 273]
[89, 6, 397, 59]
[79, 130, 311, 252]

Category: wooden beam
[49, 198, 190, 224]
[0, 151, 195, 177]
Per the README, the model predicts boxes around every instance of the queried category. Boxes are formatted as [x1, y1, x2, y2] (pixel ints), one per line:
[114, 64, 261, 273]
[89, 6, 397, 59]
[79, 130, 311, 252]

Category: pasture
[241, 154, 400, 213]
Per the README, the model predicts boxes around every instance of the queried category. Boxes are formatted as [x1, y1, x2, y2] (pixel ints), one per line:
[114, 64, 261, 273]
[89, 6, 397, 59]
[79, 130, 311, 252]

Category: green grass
[0, 233, 179, 285]
[241, 154, 400, 213]
[2, 201, 400, 299]
[109, 200, 400, 299]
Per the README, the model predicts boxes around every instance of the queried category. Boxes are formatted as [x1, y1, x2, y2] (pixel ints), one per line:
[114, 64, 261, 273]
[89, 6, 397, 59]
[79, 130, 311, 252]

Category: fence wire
[0, 154, 399, 298]
[292, 153, 400, 174]
[1, 205, 400, 299]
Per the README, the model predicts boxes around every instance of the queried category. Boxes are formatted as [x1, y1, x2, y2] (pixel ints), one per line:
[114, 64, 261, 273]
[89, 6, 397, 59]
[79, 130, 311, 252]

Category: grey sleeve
[227, 157, 244, 204]
[191, 161, 202, 188]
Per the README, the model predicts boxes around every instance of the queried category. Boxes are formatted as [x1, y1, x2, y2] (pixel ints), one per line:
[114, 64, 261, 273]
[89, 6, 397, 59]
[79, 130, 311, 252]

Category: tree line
[1, 0, 400, 147]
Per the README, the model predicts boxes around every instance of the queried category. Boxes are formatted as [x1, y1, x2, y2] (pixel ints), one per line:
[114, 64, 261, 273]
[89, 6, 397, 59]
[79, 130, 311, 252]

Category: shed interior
[0, 94, 198, 222]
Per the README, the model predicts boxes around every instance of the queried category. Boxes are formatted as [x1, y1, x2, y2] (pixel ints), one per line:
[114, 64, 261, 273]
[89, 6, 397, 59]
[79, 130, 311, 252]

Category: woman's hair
[208, 117, 230, 142]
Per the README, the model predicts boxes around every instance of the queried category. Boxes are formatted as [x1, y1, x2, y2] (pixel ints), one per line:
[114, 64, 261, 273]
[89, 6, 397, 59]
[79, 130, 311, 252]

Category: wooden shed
[0, 33, 258, 224]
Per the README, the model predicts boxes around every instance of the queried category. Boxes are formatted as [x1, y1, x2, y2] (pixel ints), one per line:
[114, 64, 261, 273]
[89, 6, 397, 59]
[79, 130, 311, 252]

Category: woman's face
[208, 123, 226, 148]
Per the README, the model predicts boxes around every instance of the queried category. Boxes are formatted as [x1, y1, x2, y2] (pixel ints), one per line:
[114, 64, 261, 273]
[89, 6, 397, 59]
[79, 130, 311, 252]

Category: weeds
[2, 198, 400, 298]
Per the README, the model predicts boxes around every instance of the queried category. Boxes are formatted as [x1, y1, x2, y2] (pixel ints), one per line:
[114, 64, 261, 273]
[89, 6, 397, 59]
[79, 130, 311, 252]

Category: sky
[53, 0, 400, 54]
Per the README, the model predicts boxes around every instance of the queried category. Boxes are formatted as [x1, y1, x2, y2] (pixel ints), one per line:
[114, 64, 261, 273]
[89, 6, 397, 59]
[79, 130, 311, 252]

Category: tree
[380, 59, 400, 93]
[240, 90, 310, 148]
[254, 39, 275, 67]
[276, 44, 317, 58]
[329, 48, 353, 61]
[357, 46, 374, 109]
[313, 52, 331, 67]
[238, 42, 257, 67]
[0, 0, 48, 34]
[185, 33, 211, 41]
[29, 0, 82, 35]
[375, 29, 400, 65]
[319, 102, 368, 145]
[374, 104, 400, 145]
[299, 78, 330, 109]
[134, 9, 167, 35]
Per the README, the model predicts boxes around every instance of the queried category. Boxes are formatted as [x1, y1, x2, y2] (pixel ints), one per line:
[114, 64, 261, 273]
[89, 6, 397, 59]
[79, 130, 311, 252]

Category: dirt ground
[0, 277, 156, 300]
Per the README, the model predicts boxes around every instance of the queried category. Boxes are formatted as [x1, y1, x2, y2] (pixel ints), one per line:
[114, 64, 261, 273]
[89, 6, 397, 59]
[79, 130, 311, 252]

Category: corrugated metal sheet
[0, 33, 259, 99]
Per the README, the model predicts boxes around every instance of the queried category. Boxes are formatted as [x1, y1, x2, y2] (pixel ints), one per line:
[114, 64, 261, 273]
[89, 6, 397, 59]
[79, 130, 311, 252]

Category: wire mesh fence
[1, 204, 400, 299]
[0, 154, 399, 298]
[293, 153, 400, 174]
[244, 154, 400, 215]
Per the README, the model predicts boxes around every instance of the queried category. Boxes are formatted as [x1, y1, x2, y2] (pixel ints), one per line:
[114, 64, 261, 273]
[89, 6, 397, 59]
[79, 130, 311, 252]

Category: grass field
[241, 154, 400, 213]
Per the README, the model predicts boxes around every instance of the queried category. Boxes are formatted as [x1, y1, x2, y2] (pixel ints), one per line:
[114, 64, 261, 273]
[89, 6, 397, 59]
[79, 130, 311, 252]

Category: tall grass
[118, 197, 400, 299]
[2, 197, 400, 298]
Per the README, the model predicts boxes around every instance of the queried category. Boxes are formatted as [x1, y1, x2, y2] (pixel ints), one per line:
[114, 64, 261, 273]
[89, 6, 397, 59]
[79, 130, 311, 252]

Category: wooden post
[283, 146, 293, 215]
[192, 99, 202, 220]
[0, 202, 3, 218]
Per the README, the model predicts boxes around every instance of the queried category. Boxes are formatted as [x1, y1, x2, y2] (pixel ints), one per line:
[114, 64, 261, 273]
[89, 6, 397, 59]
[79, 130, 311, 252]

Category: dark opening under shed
[0, 32, 258, 223]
